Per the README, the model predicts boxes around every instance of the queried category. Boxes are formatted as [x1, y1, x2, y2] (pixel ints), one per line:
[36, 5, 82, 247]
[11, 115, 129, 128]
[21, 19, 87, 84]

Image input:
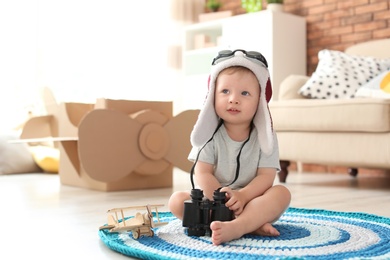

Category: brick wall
[215, 0, 390, 75]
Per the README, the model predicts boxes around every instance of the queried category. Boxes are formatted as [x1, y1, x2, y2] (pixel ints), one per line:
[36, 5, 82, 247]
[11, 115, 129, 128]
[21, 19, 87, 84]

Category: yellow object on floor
[29, 145, 59, 173]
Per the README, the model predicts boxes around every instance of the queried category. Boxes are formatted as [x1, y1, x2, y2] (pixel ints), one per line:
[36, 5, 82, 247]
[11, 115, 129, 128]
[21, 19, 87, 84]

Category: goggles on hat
[211, 49, 268, 68]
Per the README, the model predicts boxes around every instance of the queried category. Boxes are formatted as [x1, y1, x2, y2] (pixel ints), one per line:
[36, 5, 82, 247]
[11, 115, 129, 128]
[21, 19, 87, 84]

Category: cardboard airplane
[20, 87, 200, 191]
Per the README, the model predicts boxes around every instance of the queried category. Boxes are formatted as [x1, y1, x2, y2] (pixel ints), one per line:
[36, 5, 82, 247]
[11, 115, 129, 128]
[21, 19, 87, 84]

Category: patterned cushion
[298, 49, 390, 99]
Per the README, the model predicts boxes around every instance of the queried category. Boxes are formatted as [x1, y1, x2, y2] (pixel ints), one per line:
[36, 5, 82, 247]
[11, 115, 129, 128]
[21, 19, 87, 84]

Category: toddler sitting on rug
[168, 49, 291, 245]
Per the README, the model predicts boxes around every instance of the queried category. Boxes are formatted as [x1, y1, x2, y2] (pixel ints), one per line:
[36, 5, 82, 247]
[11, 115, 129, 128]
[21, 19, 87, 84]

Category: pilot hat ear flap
[266, 77, 272, 103]
[190, 51, 275, 155]
[190, 74, 220, 149]
[253, 76, 274, 155]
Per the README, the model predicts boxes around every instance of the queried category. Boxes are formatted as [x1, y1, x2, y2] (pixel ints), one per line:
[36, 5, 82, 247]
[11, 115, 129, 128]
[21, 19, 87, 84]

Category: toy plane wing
[107, 204, 164, 213]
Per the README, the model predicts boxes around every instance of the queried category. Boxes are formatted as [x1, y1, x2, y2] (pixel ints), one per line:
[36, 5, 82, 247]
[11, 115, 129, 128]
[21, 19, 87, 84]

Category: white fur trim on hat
[190, 51, 275, 155]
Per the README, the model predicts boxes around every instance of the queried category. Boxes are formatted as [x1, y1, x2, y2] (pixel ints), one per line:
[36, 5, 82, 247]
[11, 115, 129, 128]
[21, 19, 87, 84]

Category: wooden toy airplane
[99, 204, 168, 239]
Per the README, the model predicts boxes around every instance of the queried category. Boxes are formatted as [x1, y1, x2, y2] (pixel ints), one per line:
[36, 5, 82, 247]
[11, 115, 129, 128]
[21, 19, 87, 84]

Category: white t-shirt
[188, 124, 280, 190]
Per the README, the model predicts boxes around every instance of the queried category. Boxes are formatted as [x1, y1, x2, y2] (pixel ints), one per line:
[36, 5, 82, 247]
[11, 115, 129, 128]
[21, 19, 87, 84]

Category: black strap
[190, 121, 223, 189]
[190, 121, 252, 189]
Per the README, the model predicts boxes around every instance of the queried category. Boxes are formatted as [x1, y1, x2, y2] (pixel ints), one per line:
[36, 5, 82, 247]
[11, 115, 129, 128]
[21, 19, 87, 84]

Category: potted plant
[199, 0, 231, 22]
[206, 0, 222, 12]
[241, 0, 262, 13]
[267, 0, 284, 12]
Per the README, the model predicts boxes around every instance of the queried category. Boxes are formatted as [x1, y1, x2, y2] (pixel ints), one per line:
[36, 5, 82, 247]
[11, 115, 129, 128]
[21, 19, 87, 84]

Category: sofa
[269, 38, 390, 183]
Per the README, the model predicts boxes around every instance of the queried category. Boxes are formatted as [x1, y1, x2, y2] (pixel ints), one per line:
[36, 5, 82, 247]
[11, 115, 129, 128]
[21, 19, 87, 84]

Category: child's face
[214, 67, 260, 126]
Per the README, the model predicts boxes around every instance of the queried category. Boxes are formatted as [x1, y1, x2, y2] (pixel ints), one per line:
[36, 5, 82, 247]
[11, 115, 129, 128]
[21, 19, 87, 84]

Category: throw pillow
[0, 133, 42, 174]
[298, 49, 390, 99]
[355, 70, 390, 98]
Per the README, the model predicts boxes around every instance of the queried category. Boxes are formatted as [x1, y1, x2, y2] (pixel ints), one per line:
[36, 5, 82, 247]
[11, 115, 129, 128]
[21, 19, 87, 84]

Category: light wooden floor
[1, 169, 390, 259]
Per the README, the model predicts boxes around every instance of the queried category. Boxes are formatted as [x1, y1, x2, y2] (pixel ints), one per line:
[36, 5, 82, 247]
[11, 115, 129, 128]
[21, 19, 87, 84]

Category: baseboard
[289, 162, 390, 177]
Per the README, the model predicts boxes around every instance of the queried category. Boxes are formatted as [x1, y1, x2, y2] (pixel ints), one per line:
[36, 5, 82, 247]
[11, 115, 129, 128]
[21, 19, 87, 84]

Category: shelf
[184, 46, 220, 56]
[183, 49, 217, 75]
[184, 25, 223, 52]
[182, 11, 306, 100]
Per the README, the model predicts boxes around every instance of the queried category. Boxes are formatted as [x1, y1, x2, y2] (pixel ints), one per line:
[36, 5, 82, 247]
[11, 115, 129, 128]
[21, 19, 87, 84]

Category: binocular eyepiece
[182, 188, 234, 236]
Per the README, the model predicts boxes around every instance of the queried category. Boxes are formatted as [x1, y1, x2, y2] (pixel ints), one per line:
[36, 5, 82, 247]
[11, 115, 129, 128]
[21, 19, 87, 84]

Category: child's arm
[194, 161, 222, 200]
[223, 168, 276, 215]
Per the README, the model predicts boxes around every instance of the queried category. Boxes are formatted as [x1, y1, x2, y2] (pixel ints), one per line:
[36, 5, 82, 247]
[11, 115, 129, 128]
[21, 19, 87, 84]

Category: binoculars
[182, 188, 234, 236]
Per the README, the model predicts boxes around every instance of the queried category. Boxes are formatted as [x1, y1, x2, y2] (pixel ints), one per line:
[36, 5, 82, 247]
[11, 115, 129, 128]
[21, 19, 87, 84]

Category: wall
[212, 0, 390, 175]
[215, 0, 390, 75]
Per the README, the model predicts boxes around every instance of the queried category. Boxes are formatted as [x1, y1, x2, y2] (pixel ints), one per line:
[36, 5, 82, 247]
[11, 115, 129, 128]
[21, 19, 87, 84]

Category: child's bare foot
[210, 221, 242, 245]
[253, 223, 280, 236]
[210, 222, 280, 245]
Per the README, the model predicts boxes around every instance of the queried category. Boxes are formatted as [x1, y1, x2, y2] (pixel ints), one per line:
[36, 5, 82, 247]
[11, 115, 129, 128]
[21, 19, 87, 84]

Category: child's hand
[220, 187, 246, 216]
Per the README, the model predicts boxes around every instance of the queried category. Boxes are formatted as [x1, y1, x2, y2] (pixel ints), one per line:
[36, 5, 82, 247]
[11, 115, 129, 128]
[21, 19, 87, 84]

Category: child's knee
[168, 191, 190, 218]
[273, 185, 291, 202]
[168, 192, 180, 210]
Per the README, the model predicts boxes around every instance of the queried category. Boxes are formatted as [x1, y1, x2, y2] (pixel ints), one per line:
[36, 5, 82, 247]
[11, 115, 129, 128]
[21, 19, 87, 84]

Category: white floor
[1, 169, 390, 259]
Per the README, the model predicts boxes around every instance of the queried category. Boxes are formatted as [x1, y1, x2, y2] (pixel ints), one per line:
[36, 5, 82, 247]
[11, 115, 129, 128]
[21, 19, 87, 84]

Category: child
[168, 49, 291, 245]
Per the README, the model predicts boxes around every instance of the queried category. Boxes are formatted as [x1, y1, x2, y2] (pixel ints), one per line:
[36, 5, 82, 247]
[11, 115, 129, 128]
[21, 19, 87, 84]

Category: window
[0, 0, 178, 131]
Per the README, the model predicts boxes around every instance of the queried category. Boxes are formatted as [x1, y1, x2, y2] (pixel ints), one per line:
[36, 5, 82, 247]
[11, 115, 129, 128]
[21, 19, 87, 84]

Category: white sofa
[270, 38, 390, 182]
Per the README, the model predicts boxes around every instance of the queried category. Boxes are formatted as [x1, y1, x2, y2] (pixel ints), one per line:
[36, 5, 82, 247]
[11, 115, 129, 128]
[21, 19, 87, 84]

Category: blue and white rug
[99, 208, 390, 259]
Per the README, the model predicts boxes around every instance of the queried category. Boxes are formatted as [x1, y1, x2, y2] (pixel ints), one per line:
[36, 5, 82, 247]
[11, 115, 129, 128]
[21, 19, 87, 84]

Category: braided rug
[99, 207, 390, 259]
